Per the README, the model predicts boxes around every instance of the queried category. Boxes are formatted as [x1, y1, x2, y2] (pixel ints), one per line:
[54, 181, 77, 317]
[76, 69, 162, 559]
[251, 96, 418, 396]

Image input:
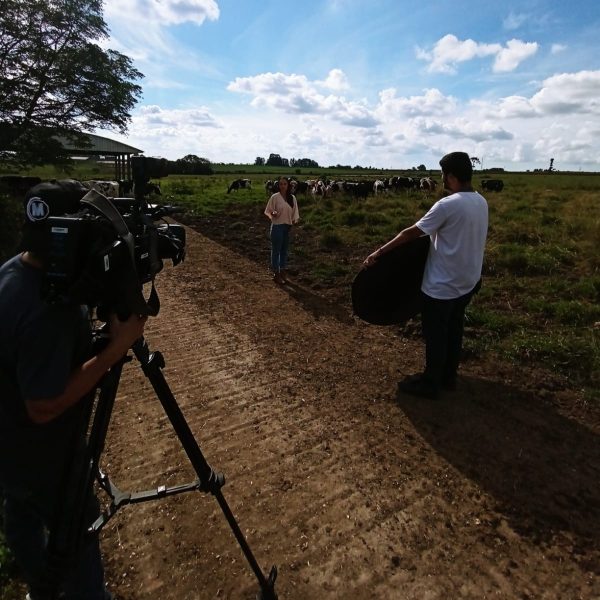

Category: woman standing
[264, 176, 299, 284]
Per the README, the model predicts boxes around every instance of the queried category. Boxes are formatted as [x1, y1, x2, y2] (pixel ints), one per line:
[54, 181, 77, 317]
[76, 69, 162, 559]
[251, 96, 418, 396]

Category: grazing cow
[373, 180, 387, 195]
[389, 176, 416, 193]
[0, 175, 43, 197]
[289, 180, 309, 196]
[227, 178, 252, 193]
[83, 180, 119, 198]
[265, 179, 279, 194]
[481, 179, 504, 192]
[419, 177, 437, 194]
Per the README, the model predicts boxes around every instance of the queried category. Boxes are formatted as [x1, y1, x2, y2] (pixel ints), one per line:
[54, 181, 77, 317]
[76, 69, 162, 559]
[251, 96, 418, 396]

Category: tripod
[44, 335, 278, 600]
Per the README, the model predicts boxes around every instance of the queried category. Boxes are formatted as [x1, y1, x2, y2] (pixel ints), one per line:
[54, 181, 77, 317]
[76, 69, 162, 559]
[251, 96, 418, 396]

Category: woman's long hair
[279, 177, 294, 208]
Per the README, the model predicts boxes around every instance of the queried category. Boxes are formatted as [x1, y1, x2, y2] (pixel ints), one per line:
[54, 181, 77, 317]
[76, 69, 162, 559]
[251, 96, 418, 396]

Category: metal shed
[57, 133, 143, 181]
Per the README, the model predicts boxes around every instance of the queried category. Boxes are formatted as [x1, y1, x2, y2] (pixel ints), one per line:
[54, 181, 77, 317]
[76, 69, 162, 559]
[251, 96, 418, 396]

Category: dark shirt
[0, 254, 93, 502]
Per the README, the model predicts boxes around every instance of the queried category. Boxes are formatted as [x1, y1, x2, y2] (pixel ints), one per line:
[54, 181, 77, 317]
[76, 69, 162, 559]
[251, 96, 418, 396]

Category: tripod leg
[131, 337, 278, 600]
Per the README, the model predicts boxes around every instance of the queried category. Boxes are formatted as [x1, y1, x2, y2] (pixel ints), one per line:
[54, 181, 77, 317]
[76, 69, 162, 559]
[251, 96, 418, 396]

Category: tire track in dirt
[100, 225, 600, 600]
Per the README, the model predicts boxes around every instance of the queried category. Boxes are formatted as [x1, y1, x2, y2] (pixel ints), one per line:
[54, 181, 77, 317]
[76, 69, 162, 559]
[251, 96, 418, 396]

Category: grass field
[1, 165, 599, 395]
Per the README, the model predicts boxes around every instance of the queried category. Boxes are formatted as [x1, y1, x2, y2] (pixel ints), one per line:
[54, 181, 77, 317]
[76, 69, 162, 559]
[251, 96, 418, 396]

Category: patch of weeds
[338, 209, 366, 227]
[364, 212, 390, 226]
[466, 306, 522, 335]
[320, 231, 343, 249]
[504, 329, 599, 385]
[553, 300, 600, 326]
[310, 261, 351, 281]
[493, 243, 571, 275]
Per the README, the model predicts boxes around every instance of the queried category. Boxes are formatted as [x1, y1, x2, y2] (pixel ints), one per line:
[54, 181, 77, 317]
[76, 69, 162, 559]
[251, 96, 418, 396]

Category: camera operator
[0, 190, 146, 599]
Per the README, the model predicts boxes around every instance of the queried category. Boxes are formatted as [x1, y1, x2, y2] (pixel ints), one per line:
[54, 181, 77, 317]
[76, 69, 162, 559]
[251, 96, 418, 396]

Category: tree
[254, 156, 265, 166]
[173, 154, 213, 175]
[266, 153, 283, 167]
[470, 156, 481, 168]
[0, 0, 143, 166]
[417, 164, 427, 171]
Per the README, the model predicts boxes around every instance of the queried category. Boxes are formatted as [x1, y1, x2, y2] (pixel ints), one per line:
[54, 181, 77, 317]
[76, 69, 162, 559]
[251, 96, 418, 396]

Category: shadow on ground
[396, 375, 600, 570]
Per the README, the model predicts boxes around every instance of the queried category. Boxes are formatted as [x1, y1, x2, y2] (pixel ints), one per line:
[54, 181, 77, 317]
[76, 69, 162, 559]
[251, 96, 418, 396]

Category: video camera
[25, 156, 185, 318]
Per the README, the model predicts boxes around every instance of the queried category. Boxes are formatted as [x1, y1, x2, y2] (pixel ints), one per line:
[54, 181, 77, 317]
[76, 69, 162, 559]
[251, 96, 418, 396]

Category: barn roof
[57, 132, 142, 155]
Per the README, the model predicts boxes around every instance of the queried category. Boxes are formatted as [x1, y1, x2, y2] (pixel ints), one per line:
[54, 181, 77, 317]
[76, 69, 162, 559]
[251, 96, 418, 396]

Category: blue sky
[101, 0, 600, 171]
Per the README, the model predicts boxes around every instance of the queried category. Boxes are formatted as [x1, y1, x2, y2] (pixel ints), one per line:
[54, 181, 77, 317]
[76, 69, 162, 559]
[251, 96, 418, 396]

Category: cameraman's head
[21, 180, 88, 263]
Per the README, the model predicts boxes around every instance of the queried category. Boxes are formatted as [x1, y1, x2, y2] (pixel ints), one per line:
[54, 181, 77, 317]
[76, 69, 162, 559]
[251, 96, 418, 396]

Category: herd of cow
[1, 173, 504, 205]
[246, 175, 504, 198]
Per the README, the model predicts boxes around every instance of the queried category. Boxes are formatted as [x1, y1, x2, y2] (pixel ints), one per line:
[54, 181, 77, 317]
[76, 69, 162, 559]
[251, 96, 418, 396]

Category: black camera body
[26, 157, 185, 317]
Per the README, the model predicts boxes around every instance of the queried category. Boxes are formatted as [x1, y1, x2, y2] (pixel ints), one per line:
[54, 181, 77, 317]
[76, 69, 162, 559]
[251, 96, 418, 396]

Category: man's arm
[25, 314, 146, 424]
[363, 224, 425, 267]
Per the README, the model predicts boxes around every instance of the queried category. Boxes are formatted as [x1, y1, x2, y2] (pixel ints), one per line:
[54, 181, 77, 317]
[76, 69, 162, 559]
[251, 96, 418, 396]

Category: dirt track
[101, 224, 600, 599]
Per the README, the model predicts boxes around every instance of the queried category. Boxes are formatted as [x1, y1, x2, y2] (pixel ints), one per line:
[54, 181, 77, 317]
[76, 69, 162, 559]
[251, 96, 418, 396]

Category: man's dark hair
[439, 152, 473, 183]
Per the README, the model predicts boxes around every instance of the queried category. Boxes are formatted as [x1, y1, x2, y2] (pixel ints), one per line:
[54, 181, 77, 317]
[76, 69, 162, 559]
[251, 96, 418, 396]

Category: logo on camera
[26, 197, 50, 222]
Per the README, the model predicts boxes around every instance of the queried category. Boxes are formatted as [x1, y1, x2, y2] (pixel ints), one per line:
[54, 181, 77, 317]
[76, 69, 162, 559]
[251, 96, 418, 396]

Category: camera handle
[45, 335, 278, 600]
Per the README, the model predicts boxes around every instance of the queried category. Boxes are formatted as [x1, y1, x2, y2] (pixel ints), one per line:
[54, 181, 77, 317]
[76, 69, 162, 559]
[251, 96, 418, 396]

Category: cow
[227, 178, 251, 193]
[420, 177, 437, 192]
[481, 179, 504, 192]
[373, 180, 387, 195]
[389, 176, 417, 193]
[265, 179, 279, 194]
[83, 180, 119, 198]
[290, 180, 308, 196]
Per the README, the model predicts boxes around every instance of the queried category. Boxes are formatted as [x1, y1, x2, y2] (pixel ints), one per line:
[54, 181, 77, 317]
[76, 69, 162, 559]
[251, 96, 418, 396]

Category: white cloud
[551, 43, 567, 55]
[503, 12, 528, 31]
[493, 39, 538, 72]
[376, 88, 457, 118]
[317, 69, 350, 91]
[417, 34, 537, 74]
[227, 71, 378, 127]
[416, 35, 501, 74]
[531, 70, 600, 114]
[104, 0, 219, 26]
[414, 117, 513, 142]
[137, 104, 221, 128]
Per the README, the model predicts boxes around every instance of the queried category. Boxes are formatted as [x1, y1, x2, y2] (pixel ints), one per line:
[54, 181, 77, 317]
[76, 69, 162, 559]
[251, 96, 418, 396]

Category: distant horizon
[66, 154, 600, 175]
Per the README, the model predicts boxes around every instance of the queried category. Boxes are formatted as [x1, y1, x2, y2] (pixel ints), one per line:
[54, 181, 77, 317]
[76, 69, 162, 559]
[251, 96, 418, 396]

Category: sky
[100, 0, 600, 171]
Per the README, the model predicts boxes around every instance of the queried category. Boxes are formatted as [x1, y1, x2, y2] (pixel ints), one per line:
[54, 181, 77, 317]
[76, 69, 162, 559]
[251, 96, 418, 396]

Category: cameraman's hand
[109, 313, 147, 353]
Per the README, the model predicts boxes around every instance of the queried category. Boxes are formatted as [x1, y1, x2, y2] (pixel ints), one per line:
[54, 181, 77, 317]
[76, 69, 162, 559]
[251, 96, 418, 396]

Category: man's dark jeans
[421, 285, 478, 389]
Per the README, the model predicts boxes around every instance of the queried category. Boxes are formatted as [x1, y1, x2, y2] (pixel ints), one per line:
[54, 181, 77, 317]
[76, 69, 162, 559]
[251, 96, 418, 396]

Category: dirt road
[101, 224, 600, 599]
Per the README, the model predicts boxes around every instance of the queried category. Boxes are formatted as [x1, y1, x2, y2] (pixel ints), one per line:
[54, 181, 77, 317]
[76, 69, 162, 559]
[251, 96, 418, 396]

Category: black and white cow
[83, 180, 120, 197]
[481, 179, 504, 192]
[265, 180, 279, 194]
[420, 177, 437, 194]
[227, 178, 252, 193]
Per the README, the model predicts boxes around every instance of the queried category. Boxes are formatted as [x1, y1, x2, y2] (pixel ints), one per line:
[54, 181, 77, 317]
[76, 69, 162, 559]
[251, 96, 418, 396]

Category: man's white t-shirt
[415, 191, 488, 300]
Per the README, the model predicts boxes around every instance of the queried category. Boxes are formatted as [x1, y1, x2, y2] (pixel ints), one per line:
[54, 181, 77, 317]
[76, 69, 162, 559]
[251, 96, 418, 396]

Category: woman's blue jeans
[270, 224, 291, 272]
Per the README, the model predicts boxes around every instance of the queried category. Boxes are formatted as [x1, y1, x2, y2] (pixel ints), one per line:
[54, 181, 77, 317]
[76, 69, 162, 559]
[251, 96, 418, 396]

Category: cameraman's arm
[25, 314, 146, 425]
